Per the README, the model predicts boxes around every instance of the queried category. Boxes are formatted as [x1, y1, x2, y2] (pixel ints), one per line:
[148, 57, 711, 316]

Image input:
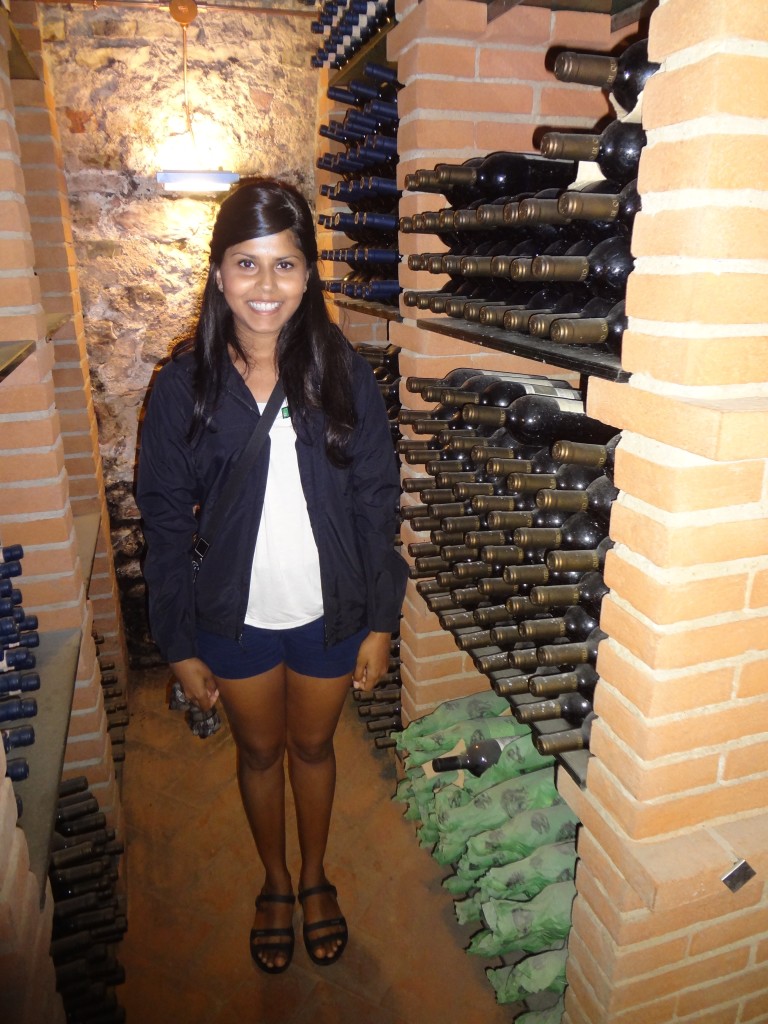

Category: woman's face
[215, 229, 309, 353]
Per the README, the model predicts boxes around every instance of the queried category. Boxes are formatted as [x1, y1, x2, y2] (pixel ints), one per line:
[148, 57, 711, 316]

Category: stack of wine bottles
[354, 341, 402, 446]
[349, 343, 403, 743]
[318, 61, 402, 308]
[392, 691, 577, 1015]
[401, 37, 658, 358]
[94, 637, 128, 767]
[399, 367, 618, 771]
[1, 542, 40, 810]
[49, 775, 126, 1024]
[310, 0, 395, 72]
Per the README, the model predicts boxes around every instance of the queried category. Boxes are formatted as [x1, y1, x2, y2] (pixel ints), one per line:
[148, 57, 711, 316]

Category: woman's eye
[277, 261, 295, 271]
[238, 259, 254, 269]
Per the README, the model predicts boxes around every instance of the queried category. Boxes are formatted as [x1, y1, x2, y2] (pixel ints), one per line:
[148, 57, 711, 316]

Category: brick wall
[0, 4, 127, 1019]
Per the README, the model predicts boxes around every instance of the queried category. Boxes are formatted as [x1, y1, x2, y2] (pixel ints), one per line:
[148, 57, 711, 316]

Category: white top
[244, 400, 324, 629]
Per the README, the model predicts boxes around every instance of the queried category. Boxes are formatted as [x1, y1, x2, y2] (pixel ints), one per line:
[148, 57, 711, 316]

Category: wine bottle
[540, 120, 646, 186]
[531, 234, 634, 301]
[0, 697, 37, 723]
[554, 39, 660, 112]
[546, 535, 614, 574]
[528, 663, 598, 699]
[535, 475, 618, 522]
[437, 151, 577, 201]
[467, 879, 576, 957]
[518, 604, 598, 644]
[550, 298, 627, 352]
[536, 710, 597, 755]
[536, 626, 607, 668]
[514, 691, 593, 725]
[558, 178, 640, 234]
[432, 734, 520, 777]
[529, 569, 609, 614]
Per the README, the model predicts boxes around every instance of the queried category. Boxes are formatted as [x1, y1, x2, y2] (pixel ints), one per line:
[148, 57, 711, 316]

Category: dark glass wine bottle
[558, 178, 640, 235]
[535, 710, 597, 755]
[528, 663, 598, 699]
[550, 299, 627, 353]
[531, 235, 634, 301]
[540, 120, 646, 186]
[535, 475, 618, 522]
[514, 691, 593, 725]
[554, 39, 660, 112]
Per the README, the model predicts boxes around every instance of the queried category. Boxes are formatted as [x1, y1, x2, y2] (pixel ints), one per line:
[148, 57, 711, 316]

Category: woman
[136, 178, 407, 973]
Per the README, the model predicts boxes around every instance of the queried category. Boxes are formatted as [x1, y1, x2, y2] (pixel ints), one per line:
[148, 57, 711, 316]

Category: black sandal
[250, 892, 295, 974]
[298, 883, 348, 966]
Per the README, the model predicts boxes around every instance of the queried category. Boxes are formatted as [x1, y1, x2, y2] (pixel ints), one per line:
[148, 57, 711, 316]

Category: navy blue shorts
[196, 616, 368, 680]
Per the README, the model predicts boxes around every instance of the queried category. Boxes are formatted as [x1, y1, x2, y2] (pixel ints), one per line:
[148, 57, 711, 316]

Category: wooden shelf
[334, 295, 403, 322]
[415, 316, 629, 383]
[12, 628, 82, 907]
[74, 511, 101, 585]
[0, 341, 35, 383]
[327, 23, 396, 88]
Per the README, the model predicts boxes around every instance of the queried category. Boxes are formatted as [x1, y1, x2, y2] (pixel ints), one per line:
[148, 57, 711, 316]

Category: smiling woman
[136, 178, 408, 974]
[215, 229, 309, 392]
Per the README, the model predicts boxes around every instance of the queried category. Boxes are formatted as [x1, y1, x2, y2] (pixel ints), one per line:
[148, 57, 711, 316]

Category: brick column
[562, 1, 768, 1019]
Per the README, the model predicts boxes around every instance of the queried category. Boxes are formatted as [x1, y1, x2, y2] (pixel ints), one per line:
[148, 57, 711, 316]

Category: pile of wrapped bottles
[393, 691, 578, 1018]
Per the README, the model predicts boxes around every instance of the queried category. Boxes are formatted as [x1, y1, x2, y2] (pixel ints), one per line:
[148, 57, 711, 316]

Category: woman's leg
[285, 669, 352, 960]
[216, 665, 293, 969]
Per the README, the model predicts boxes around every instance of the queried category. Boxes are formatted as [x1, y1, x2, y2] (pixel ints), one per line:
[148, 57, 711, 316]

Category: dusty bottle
[531, 235, 634, 301]
[550, 298, 627, 353]
[535, 475, 618, 522]
[554, 39, 660, 112]
[528, 663, 598, 699]
[535, 710, 597, 756]
[514, 691, 593, 725]
[540, 120, 646, 186]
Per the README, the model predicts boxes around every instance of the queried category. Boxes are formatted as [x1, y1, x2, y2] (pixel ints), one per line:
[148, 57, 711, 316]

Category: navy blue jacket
[136, 350, 407, 664]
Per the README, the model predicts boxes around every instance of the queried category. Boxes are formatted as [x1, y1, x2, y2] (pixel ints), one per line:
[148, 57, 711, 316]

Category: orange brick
[644, 55, 768, 129]
[613, 948, 749, 1014]
[474, 121, 536, 154]
[0, 312, 45, 344]
[649, 0, 768, 61]
[480, 2, 552, 45]
[477, 46, 549, 82]
[397, 42, 477, 82]
[596, 640, 734, 718]
[737, 659, 768, 698]
[398, 78, 534, 117]
[609, 501, 768, 567]
[587, 759, 768, 839]
[0, 274, 40, 308]
[589, 727, 719, 802]
[613, 440, 765, 512]
[540, 84, 610, 119]
[676, 964, 768, 1018]
[0, 445, 64, 484]
[387, 0, 488, 60]
[601, 595, 768, 670]
[742, 989, 768, 1022]
[689, 904, 768, 957]
[639, 135, 768, 194]
[397, 116, 476, 157]
[0, 237, 35, 271]
[0, 414, 59, 451]
[551, 10, 613, 49]
[722, 737, 768, 781]
[633, 206, 768, 261]
[604, 551, 749, 624]
[566, 959, 616, 1024]
[621, 330, 768, 387]
[588, 377, 768, 462]
[568, 931, 612, 1007]
[574, 828, 646, 915]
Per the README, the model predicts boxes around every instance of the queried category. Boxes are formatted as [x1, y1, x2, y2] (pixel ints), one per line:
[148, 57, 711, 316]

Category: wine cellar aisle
[117, 666, 519, 1024]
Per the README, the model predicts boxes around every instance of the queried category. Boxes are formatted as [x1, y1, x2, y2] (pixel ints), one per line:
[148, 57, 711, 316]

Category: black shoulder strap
[193, 380, 285, 563]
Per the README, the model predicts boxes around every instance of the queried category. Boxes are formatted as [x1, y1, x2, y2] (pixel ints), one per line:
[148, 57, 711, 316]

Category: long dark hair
[177, 178, 356, 465]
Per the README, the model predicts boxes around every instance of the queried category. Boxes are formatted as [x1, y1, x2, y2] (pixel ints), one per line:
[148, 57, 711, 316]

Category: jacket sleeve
[135, 362, 201, 663]
[348, 358, 409, 634]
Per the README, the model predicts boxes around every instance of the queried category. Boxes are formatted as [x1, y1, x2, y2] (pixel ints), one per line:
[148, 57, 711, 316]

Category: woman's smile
[216, 229, 309, 350]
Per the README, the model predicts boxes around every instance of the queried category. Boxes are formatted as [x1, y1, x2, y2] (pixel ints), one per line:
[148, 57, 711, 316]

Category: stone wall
[39, 4, 320, 663]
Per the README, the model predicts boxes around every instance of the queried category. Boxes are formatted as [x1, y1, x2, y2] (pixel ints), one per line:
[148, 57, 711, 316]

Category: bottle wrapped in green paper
[515, 996, 565, 1024]
[433, 768, 561, 865]
[453, 803, 579, 889]
[394, 691, 510, 750]
[468, 880, 576, 956]
[454, 840, 577, 924]
[486, 947, 568, 1004]
[404, 716, 530, 768]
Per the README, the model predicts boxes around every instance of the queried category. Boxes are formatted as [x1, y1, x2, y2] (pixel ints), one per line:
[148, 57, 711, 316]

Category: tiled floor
[118, 667, 521, 1023]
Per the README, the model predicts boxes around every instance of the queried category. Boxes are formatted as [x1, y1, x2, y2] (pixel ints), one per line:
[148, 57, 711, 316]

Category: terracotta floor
[117, 667, 520, 1023]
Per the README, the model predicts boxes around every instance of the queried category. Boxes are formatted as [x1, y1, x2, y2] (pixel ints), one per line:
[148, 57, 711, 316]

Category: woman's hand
[352, 631, 392, 693]
[169, 657, 220, 712]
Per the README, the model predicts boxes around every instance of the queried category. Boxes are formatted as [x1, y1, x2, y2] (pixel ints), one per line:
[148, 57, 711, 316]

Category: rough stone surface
[42, 6, 319, 662]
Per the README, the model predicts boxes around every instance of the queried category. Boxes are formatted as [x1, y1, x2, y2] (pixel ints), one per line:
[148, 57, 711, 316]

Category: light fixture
[156, 0, 239, 195]
[157, 170, 240, 193]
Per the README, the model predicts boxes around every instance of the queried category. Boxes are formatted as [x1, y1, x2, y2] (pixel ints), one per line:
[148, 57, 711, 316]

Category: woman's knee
[236, 738, 285, 773]
[286, 732, 334, 765]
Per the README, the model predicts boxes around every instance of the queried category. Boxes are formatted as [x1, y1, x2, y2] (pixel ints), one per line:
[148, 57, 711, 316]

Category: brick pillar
[387, 0, 635, 722]
[560, 1, 768, 1019]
